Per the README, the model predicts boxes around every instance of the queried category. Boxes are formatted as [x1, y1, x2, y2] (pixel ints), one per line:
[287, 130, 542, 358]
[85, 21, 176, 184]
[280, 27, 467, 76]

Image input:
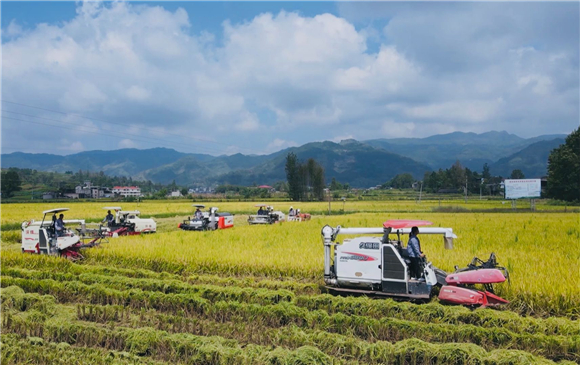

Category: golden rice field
[0, 198, 573, 227]
[1, 200, 579, 364]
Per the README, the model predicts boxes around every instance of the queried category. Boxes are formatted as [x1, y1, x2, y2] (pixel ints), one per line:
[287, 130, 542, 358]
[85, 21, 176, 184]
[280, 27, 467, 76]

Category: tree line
[0, 168, 164, 198]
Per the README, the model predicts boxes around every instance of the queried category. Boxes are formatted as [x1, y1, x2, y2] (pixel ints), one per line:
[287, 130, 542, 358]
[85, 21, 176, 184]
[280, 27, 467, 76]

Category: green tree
[330, 177, 343, 191]
[386, 173, 414, 189]
[482, 163, 491, 180]
[285, 152, 301, 201]
[1, 169, 22, 198]
[547, 128, 580, 202]
[510, 169, 525, 179]
[311, 162, 325, 201]
[449, 161, 466, 189]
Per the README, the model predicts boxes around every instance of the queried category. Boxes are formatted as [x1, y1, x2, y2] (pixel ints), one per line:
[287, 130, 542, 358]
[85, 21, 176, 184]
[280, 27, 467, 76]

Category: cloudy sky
[1, 1, 578, 156]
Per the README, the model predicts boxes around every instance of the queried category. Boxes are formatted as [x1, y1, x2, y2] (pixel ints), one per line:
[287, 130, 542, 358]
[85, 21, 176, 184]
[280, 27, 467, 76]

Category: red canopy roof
[383, 220, 433, 229]
[258, 185, 273, 189]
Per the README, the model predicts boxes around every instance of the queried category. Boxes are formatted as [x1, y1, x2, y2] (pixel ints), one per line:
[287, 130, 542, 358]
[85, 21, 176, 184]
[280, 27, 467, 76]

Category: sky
[1, 1, 579, 156]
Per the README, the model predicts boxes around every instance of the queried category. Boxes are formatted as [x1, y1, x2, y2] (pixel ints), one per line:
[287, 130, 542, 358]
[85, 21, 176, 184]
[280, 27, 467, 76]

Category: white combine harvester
[100, 207, 156, 237]
[178, 204, 234, 231]
[21, 208, 97, 261]
[322, 219, 509, 307]
[247, 204, 285, 225]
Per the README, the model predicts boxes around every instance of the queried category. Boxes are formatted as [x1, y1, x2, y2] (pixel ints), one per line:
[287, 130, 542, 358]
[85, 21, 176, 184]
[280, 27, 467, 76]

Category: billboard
[504, 179, 541, 199]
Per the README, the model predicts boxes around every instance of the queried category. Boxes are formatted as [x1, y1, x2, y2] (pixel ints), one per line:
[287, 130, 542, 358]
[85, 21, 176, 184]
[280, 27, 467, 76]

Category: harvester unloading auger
[322, 220, 509, 307]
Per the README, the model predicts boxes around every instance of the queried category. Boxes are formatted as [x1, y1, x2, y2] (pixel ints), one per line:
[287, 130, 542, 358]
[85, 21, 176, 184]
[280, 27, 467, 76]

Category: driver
[257, 207, 265, 215]
[288, 207, 295, 216]
[407, 226, 425, 280]
[195, 207, 203, 220]
[102, 210, 115, 226]
[55, 213, 65, 237]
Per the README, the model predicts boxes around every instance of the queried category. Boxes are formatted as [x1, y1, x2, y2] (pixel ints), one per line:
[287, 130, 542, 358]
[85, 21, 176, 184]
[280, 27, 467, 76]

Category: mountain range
[1, 131, 566, 187]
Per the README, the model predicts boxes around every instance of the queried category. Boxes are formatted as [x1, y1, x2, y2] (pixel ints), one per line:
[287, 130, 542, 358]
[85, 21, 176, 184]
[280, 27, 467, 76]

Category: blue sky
[2, 1, 578, 156]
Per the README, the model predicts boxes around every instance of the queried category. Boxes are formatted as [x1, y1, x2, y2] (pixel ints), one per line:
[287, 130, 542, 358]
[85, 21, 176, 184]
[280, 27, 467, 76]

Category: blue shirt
[407, 235, 421, 258]
[55, 219, 64, 232]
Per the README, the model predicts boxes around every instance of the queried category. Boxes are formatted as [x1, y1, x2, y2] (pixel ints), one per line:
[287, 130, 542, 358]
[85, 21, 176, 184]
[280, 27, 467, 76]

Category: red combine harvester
[322, 219, 509, 307]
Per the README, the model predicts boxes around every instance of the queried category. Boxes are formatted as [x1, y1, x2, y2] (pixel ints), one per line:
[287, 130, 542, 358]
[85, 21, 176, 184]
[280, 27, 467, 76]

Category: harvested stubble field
[1, 201, 579, 364]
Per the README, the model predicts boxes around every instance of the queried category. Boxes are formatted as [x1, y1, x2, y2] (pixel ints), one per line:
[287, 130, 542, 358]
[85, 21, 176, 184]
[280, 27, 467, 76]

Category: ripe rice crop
[1, 199, 572, 228]
[1, 200, 578, 364]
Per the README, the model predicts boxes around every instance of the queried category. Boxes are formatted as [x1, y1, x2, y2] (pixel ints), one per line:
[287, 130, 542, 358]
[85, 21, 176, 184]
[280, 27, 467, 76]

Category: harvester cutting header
[322, 219, 509, 307]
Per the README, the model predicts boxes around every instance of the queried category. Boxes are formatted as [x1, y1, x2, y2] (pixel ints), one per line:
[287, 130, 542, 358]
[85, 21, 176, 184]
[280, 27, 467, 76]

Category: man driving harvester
[407, 226, 425, 280]
[102, 210, 115, 226]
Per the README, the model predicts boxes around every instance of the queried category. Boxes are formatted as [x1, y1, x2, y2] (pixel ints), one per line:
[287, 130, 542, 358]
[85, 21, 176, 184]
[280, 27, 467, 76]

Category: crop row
[2, 264, 320, 295]
[3, 282, 578, 362]
[3, 266, 579, 338]
[75, 302, 580, 364]
[3, 302, 573, 365]
[1, 334, 167, 365]
[2, 317, 336, 365]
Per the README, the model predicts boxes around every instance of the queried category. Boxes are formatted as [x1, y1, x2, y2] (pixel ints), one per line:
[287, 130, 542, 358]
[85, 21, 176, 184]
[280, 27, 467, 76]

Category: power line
[1, 99, 262, 154]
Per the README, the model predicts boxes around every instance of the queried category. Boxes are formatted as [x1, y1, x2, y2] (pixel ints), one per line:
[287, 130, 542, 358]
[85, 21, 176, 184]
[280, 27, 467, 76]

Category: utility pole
[480, 178, 484, 200]
[418, 181, 423, 203]
[464, 176, 468, 203]
[328, 189, 331, 215]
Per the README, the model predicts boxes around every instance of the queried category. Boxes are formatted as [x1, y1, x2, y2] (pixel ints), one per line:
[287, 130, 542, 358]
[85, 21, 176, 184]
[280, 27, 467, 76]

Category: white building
[112, 186, 142, 197]
[75, 182, 107, 199]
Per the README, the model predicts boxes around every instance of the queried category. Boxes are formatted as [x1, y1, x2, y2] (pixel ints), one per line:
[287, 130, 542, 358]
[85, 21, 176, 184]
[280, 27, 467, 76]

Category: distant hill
[135, 140, 431, 186]
[1, 131, 568, 188]
[1, 148, 193, 176]
[490, 138, 565, 178]
[208, 139, 431, 187]
[364, 131, 566, 171]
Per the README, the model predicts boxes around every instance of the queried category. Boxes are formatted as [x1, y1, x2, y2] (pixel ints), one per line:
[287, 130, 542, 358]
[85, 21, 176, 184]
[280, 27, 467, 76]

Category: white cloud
[234, 112, 260, 131]
[1, 2, 578, 154]
[392, 100, 504, 123]
[266, 138, 298, 152]
[118, 139, 137, 149]
[6, 20, 23, 38]
[58, 140, 85, 152]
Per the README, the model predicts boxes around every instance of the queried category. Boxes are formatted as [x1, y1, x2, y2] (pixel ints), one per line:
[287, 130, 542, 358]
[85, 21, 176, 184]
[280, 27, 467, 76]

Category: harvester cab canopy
[193, 204, 205, 209]
[103, 206, 122, 211]
[383, 220, 433, 229]
[43, 208, 70, 215]
[41, 208, 70, 225]
[322, 219, 457, 250]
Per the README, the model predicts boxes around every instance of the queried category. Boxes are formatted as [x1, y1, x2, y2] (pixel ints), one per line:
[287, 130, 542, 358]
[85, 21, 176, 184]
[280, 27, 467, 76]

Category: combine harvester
[100, 207, 156, 237]
[321, 219, 509, 307]
[21, 208, 100, 261]
[248, 205, 285, 225]
[178, 205, 234, 231]
[287, 208, 311, 222]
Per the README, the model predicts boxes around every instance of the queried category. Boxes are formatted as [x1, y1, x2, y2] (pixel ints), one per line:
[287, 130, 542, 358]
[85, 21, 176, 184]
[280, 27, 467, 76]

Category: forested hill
[2, 132, 565, 187]
[364, 131, 566, 171]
